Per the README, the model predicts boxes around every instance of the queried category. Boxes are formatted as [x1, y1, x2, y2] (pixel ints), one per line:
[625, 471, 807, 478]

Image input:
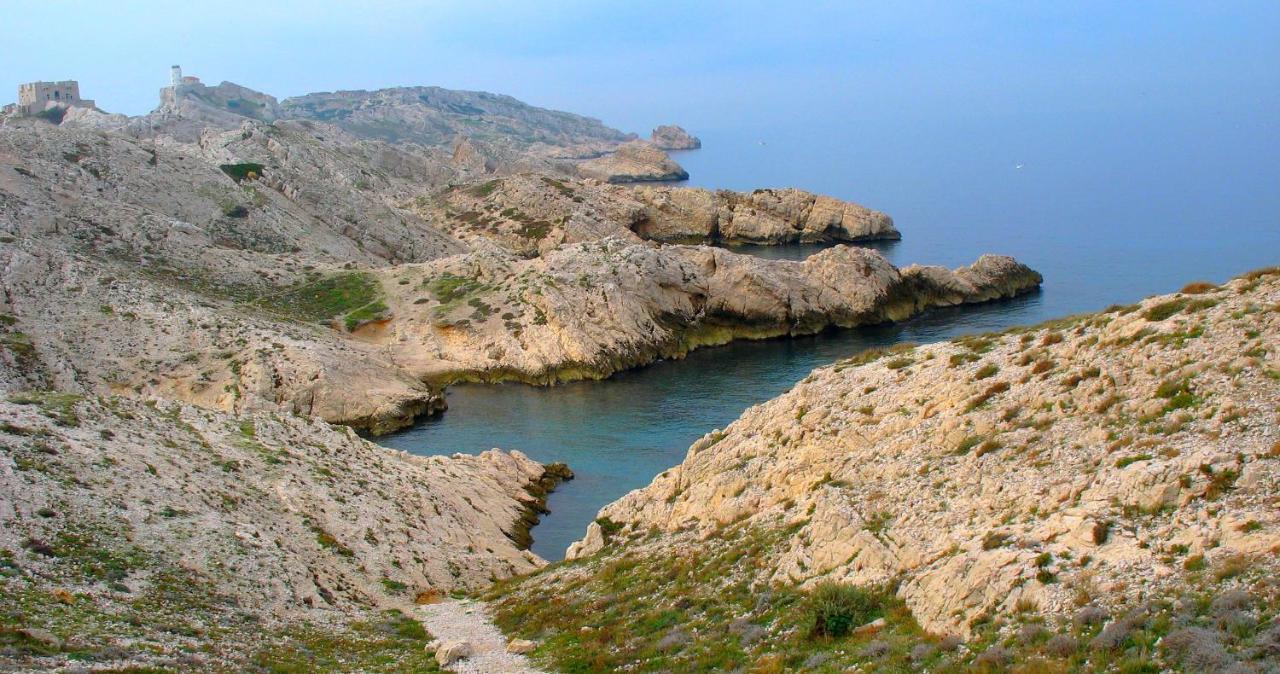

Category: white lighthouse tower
[170, 65, 182, 88]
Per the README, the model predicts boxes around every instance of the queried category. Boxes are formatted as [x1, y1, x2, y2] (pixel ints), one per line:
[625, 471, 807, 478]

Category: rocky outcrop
[377, 242, 1041, 387]
[650, 124, 701, 150]
[418, 174, 898, 255]
[0, 245, 445, 435]
[628, 186, 899, 244]
[578, 140, 689, 183]
[564, 270, 1280, 637]
[0, 391, 561, 669]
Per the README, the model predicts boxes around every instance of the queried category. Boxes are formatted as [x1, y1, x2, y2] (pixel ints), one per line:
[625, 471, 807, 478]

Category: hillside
[1, 75, 1046, 671]
[0, 389, 566, 671]
[489, 269, 1280, 673]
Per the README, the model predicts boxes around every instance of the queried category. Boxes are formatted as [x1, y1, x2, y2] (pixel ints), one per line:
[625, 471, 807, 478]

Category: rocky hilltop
[650, 124, 701, 150]
[492, 269, 1280, 672]
[281, 86, 632, 151]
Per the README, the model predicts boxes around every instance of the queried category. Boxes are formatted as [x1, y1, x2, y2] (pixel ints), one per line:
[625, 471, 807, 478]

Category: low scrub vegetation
[250, 271, 389, 330]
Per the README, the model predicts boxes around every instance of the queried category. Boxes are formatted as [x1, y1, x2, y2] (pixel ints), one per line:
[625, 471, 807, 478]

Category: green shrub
[1115, 454, 1153, 468]
[467, 179, 500, 197]
[974, 363, 999, 379]
[956, 435, 984, 454]
[219, 162, 265, 182]
[805, 582, 886, 638]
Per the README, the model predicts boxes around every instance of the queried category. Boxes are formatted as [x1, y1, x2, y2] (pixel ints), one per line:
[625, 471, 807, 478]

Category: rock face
[650, 124, 701, 150]
[565, 270, 1280, 637]
[375, 243, 1041, 386]
[628, 186, 899, 245]
[0, 391, 558, 669]
[578, 140, 689, 183]
[414, 174, 898, 256]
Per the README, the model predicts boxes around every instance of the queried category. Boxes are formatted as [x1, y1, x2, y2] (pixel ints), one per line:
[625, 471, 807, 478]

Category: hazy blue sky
[3, 1, 1277, 134]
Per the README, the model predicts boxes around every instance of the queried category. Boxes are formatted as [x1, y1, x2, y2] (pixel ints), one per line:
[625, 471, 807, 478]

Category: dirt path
[418, 598, 547, 674]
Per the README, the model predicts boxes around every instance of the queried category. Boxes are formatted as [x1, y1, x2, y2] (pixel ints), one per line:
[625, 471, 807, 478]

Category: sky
[3, 1, 1278, 135]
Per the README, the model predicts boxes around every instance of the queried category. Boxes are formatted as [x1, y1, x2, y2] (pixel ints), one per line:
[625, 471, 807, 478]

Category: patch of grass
[426, 273, 486, 304]
[1115, 454, 1153, 469]
[1179, 281, 1217, 294]
[1154, 378, 1200, 414]
[344, 299, 390, 331]
[252, 272, 386, 330]
[974, 364, 999, 380]
[1142, 297, 1217, 322]
[834, 343, 917, 371]
[956, 435, 984, 454]
[884, 356, 915, 370]
[966, 381, 1010, 411]
[8, 391, 83, 427]
[466, 179, 500, 197]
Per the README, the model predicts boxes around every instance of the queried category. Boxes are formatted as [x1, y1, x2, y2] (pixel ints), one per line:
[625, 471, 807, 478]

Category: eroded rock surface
[650, 124, 701, 150]
[565, 271, 1280, 637]
[0, 391, 556, 669]
[578, 140, 689, 183]
[376, 243, 1041, 385]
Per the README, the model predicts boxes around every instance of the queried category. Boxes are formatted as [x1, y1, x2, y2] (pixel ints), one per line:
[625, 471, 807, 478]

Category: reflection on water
[379, 289, 1045, 560]
[717, 238, 899, 261]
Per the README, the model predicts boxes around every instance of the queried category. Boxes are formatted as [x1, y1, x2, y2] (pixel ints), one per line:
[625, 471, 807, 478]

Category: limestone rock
[566, 521, 606, 559]
[435, 640, 474, 666]
[561, 270, 1280, 636]
[507, 638, 537, 654]
[650, 125, 701, 150]
[578, 141, 689, 183]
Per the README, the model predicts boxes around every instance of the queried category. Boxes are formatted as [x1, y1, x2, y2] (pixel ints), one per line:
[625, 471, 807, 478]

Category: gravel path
[418, 599, 547, 674]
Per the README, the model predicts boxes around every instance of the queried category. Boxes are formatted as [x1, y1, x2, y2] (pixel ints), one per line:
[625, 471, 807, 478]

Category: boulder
[435, 640, 473, 666]
[506, 638, 537, 654]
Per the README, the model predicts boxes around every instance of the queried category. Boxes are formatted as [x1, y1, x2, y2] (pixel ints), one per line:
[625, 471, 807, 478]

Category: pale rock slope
[374, 243, 1041, 385]
[568, 270, 1280, 637]
[0, 390, 560, 670]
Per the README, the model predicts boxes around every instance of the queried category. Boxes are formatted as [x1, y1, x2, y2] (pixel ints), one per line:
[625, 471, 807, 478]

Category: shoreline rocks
[561, 268, 1280, 637]
[650, 124, 701, 150]
[578, 140, 689, 183]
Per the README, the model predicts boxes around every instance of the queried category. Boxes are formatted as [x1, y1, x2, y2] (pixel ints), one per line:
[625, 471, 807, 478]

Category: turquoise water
[380, 111, 1280, 560]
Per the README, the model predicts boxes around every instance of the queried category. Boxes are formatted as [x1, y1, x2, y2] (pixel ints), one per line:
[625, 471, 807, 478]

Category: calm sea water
[381, 112, 1280, 560]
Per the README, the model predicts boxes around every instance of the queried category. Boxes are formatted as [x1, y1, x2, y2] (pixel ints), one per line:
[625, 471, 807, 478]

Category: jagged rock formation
[577, 140, 689, 183]
[416, 174, 899, 255]
[0, 391, 559, 670]
[562, 270, 1280, 638]
[628, 186, 898, 245]
[650, 124, 701, 150]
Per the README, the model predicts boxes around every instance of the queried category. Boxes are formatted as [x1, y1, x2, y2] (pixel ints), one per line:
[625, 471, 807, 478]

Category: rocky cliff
[489, 269, 1280, 672]
[650, 124, 701, 150]
[374, 244, 1041, 386]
